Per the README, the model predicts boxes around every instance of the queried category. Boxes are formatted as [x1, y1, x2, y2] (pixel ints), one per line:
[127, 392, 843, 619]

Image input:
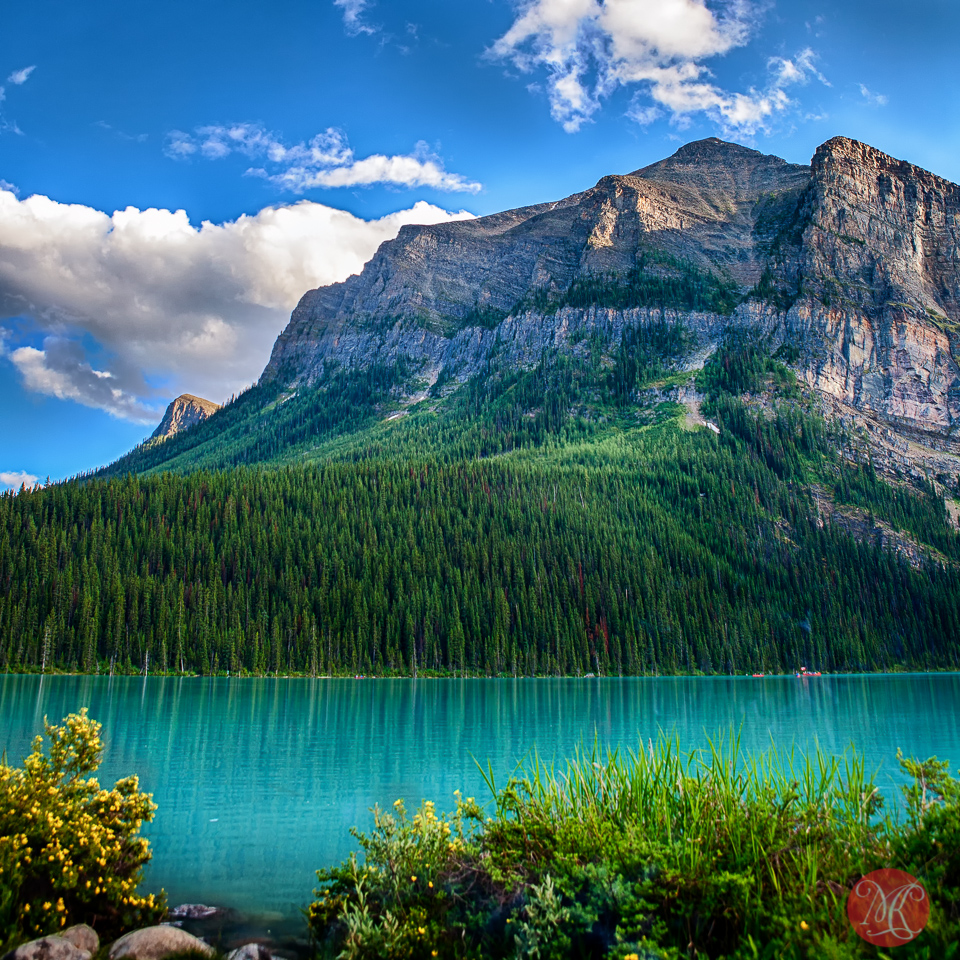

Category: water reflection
[1, 675, 958, 919]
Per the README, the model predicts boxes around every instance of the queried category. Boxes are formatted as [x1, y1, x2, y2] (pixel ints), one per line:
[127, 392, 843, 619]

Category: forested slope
[3, 335, 959, 676]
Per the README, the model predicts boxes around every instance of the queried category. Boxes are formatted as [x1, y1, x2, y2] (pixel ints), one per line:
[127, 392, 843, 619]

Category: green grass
[309, 736, 960, 959]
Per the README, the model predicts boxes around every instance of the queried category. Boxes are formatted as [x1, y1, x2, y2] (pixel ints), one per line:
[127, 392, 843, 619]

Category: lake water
[1, 674, 958, 929]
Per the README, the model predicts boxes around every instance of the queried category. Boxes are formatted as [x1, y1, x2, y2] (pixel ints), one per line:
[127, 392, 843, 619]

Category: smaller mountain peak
[151, 394, 221, 441]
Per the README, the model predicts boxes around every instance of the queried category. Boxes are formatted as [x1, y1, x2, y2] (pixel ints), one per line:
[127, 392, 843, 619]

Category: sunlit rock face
[261, 136, 960, 441]
[151, 394, 221, 440]
[777, 137, 960, 437]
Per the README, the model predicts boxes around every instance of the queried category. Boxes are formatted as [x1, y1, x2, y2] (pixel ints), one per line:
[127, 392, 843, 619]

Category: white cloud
[164, 129, 197, 158]
[166, 124, 482, 194]
[0, 186, 475, 420]
[7, 66, 35, 85]
[9, 342, 156, 421]
[1, 66, 34, 135]
[334, 0, 378, 35]
[0, 179, 17, 196]
[859, 83, 888, 107]
[0, 470, 39, 490]
[490, 0, 827, 134]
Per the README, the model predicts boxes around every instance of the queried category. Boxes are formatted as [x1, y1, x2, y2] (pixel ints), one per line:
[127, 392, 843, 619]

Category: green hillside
[2, 329, 959, 676]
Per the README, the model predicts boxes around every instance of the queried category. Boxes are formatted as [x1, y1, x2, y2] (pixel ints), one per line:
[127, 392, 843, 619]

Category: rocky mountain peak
[630, 138, 810, 200]
[639, 136, 764, 169]
[151, 394, 220, 440]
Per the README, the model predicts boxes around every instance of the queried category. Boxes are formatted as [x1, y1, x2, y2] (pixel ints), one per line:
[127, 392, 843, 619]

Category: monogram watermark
[846, 868, 930, 947]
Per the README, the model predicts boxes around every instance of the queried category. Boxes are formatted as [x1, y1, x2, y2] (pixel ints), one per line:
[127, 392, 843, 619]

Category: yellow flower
[411, 875, 417, 882]
[428, 881, 434, 888]
[624, 955, 639, 960]
[417, 927, 426, 936]
[800, 921, 810, 931]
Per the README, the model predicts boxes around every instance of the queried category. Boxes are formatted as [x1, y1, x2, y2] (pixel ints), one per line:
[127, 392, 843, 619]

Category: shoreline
[4, 667, 960, 679]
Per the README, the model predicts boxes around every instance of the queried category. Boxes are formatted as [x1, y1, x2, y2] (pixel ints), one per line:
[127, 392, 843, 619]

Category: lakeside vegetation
[4, 713, 958, 958]
[313, 733, 960, 958]
[1, 331, 958, 677]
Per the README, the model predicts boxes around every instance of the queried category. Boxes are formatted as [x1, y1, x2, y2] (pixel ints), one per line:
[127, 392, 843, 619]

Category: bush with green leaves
[0, 710, 165, 947]
[308, 736, 960, 959]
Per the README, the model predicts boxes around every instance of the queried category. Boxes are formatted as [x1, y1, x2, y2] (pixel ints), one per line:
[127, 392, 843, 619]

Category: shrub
[308, 736, 960, 959]
[0, 709, 165, 947]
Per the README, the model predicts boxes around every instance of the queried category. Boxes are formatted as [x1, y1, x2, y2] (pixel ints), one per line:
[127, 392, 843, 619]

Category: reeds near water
[311, 733, 960, 959]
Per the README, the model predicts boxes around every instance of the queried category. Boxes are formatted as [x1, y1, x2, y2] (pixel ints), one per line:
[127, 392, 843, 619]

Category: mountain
[3, 137, 958, 678]
[150, 394, 221, 440]
[263, 135, 959, 438]
[109, 135, 958, 486]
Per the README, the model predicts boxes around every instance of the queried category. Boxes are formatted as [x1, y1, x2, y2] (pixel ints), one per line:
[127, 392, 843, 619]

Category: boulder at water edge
[2, 937, 91, 960]
[60, 927, 99, 957]
[109, 927, 214, 960]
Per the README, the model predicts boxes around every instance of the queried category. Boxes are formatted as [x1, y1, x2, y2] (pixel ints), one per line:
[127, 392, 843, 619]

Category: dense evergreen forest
[2, 329, 958, 676]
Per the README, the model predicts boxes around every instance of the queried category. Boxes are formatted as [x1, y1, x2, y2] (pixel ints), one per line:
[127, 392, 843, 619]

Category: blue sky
[1, 0, 958, 487]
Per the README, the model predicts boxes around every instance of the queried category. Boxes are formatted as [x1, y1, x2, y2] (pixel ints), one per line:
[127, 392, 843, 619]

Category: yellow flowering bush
[309, 792, 483, 958]
[0, 709, 165, 947]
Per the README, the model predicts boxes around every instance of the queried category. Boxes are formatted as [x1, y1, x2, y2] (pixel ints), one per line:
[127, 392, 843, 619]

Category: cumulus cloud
[0, 470, 39, 490]
[0, 186, 475, 420]
[6, 66, 35, 85]
[490, 0, 827, 134]
[334, 0, 378, 35]
[166, 123, 481, 194]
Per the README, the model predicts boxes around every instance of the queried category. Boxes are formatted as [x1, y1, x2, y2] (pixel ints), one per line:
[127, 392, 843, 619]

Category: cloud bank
[490, 0, 825, 133]
[166, 124, 482, 194]
[0, 188, 474, 421]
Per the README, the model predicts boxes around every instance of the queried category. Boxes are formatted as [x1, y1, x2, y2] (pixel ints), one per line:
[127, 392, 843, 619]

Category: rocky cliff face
[773, 137, 960, 438]
[151, 394, 221, 440]
[260, 136, 960, 480]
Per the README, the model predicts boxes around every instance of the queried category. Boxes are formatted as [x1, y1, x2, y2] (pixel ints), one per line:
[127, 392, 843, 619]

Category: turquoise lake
[2, 674, 959, 927]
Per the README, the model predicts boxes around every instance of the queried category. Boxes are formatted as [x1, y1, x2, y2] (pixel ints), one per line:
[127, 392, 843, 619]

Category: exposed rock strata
[260, 136, 960, 480]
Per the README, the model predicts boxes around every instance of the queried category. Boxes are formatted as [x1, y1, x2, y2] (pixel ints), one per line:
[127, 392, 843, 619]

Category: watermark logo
[847, 868, 930, 947]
